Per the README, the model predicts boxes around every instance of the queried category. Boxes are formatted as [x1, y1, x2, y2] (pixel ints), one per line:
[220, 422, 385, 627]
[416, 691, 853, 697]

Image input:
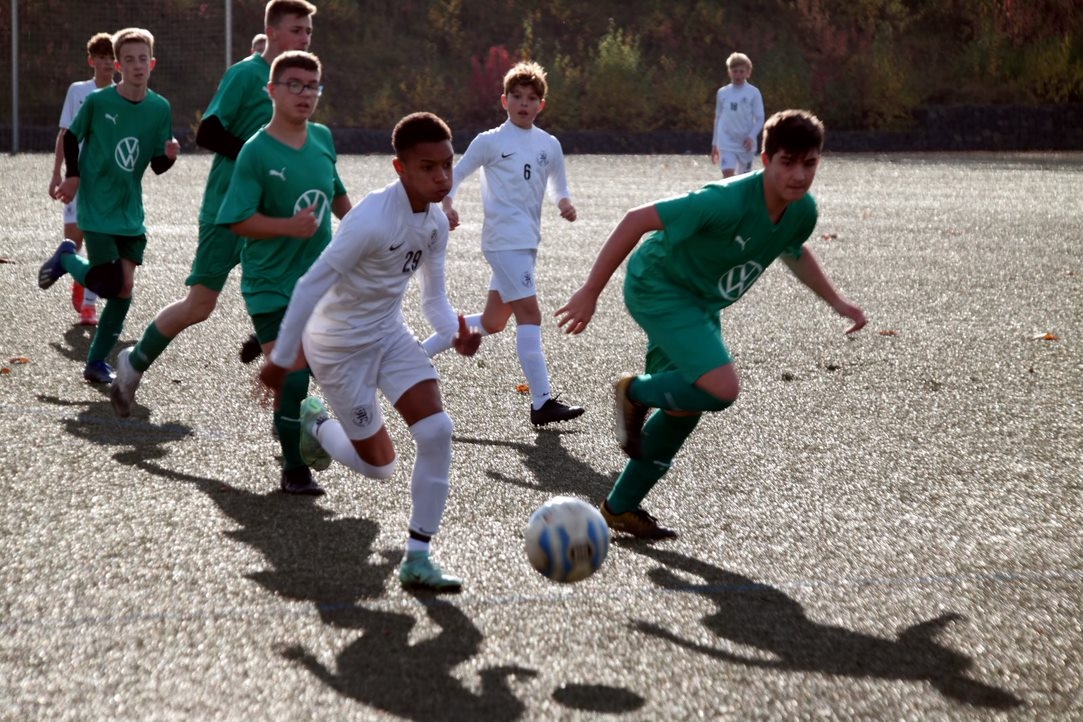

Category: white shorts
[483, 248, 538, 302]
[720, 150, 755, 174]
[303, 323, 439, 441]
[63, 198, 77, 225]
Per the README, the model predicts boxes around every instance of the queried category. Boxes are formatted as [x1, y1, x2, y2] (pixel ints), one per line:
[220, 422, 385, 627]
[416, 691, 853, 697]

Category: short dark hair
[112, 27, 154, 59]
[87, 32, 114, 58]
[266, 0, 317, 29]
[270, 50, 320, 83]
[762, 109, 825, 158]
[392, 112, 452, 156]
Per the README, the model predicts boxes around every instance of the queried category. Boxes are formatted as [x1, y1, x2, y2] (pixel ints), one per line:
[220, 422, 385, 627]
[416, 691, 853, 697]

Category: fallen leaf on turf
[821, 232, 838, 240]
[0, 367, 10, 375]
[1033, 332, 1060, 341]
[8, 356, 29, 364]
[516, 383, 530, 394]
[879, 330, 898, 336]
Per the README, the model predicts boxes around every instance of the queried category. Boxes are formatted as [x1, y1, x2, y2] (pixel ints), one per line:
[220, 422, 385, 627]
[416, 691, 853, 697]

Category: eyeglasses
[274, 80, 323, 97]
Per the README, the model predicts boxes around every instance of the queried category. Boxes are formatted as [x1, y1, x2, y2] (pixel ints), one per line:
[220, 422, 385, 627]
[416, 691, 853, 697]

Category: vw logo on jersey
[114, 137, 140, 172]
[718, 260, 763, 302]
[295, 189, 330, 226]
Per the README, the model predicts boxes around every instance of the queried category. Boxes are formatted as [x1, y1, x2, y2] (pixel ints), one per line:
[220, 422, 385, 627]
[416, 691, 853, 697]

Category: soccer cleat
[109, 347, 142, 418]
[280, 465, 326, 496]
[82, 360, 116, 384]
[399, 551, 463, 592]
[299, 396, 332, 471]
[78, 304, 98, 326]
[600, 500, 678, 540]
[71, 282, 84, 313]
[530, 396, 585, 426]
[239, 333, 262, 364]
[613, 374, 649, 459]
[39, 240, 77, 290]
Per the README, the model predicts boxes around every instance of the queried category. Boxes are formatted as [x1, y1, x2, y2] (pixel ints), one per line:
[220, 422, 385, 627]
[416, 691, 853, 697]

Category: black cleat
[240, 333, 262, 364]
[530, 396, 585, 426]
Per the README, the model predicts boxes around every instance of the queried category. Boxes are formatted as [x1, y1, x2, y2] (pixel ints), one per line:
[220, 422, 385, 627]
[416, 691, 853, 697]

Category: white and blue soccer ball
[524, 496, 610, 583]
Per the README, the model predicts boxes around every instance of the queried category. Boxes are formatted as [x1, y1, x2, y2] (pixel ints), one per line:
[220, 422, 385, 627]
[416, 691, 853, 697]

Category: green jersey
[216, 123, 346, 316]
[67, 86, 173, 236]
[198, 53, 273, 225]
[626, 170, 817, 316]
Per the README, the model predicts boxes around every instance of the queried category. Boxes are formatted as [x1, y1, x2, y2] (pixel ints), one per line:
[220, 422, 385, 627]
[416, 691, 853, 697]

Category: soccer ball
[524, 496, 610, 583]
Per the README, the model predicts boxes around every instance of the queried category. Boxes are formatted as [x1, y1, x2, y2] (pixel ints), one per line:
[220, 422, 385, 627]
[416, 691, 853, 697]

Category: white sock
[83, 288, 98, 306]
[516, 324, 551, 409]
[405, 537, 431, 554]
[315, 417, 397, 479]
[407, 412, 453, 538]
[421, 312, 487, 357]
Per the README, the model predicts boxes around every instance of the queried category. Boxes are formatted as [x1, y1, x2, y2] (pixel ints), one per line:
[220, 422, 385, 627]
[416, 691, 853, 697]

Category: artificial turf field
[1, 151, 1080, 720]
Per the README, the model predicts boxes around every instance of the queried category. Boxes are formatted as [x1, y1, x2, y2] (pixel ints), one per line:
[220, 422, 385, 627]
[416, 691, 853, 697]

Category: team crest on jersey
[521, 270, 534, 289]
[353, 406, 371, 427]
[114, 137, 140, 172]
[295, 189, 330, 225]
[730, 101, 739, 112]
[536, 150, 549, 167]
[430, 229, 438, 245]
[718, 260, 763, 302]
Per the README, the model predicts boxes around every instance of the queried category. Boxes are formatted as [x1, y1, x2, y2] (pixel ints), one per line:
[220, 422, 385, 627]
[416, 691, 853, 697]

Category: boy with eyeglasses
[109, 0, 316, 418]
[215, 50, 351, 496]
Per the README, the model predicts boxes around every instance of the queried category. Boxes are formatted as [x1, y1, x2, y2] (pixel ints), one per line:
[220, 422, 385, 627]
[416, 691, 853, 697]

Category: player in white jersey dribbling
[421, 61, 584, 428]
[259, 112, 481, 592]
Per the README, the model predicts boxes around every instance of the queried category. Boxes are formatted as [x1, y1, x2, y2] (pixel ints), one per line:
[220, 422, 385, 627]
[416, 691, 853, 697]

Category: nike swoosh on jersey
[501, 152, 515, 158]
[389, 240, 406, 251]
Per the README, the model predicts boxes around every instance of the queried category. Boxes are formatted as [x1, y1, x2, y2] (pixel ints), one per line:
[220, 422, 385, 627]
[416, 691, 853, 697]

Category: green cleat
[399, 551, 462, 592]
[299, 396, 332, 471]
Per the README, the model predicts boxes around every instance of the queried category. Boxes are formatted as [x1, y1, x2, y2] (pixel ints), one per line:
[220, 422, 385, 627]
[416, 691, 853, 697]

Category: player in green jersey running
[556, 109, 867, 539]
[107, 0, 316, 415]
[213, 50, 349, 495]
[38, 27, 179, 384]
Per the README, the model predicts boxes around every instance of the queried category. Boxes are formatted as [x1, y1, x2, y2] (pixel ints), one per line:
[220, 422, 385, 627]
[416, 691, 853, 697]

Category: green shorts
[625, 275, 732, 383]
[251, 308, 286, 345]
[185, 222, 243, 292]
[83, 231, 147, 266]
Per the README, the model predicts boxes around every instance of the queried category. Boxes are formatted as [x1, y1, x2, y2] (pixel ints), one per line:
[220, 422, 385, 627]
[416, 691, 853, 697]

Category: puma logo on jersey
[269, 167, 286, 181]
[734, 234, 750, 250]
[105, 113, 118, 125]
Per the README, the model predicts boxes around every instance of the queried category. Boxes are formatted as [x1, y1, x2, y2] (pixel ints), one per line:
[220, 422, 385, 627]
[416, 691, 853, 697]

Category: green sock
[275, 369, 311, 470]
[60, 252, 90, 286]
[87, 296, 131, 364]
[607, 411, 700, 513]
[629, 371, 734, 412]
[129, 321, 173, 373]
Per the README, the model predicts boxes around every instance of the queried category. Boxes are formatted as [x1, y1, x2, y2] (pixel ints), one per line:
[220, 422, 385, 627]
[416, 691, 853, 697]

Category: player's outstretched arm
[555, 204, 662, 335]
[780, 249, 867, 334]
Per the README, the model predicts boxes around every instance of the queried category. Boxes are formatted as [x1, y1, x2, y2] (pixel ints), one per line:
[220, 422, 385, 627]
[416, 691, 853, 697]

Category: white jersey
[712, 82, 765, 153]
[59, 79, 105, 129]
[270, 180, 458, 367]
[450, 120, 570, 252]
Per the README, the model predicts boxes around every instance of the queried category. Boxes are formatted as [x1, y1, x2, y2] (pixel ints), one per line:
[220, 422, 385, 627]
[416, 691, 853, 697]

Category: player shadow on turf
[454, 430, 617, 499]
[628, 546, 1023, 710]
[282, 598, 537, 721]
[39, 393, 194, 457]
[50, 323, 98, 365]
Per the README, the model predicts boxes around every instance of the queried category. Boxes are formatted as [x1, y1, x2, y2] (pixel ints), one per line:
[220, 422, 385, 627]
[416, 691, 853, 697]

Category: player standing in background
[557, 110, 866, 539]
[38, 28, 180, 384]
[421, 61, 583, 428]
[108, 0, 315, 414]
[260, 112, 481, 590]
[710, 52, 765, 178]
[48, 32, 116, 328]
[251, 33, 268, 54]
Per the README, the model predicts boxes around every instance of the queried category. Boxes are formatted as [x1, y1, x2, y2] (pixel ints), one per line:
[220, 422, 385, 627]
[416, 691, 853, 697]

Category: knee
[481, 317, 507, 334]
[410, 411, 453, 448]
[185, 290, 218, 323]
[84, 261, 125, 298]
